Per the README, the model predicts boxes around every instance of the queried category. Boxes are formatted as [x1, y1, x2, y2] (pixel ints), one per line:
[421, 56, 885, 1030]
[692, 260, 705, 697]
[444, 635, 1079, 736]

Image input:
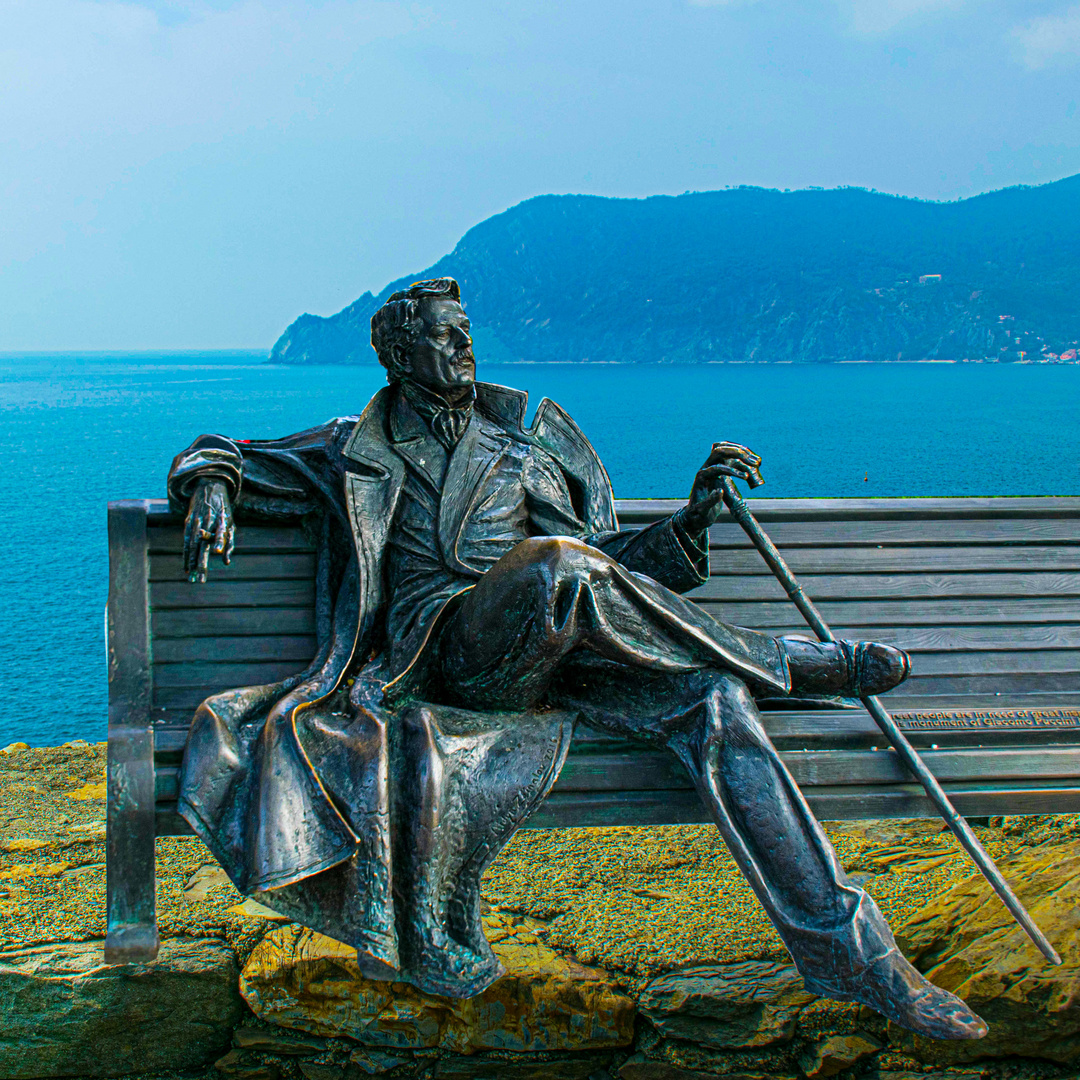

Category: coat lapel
[342, 388, 406, 643]
[387, 391, 446, 490]
[438, 416, 510, 573]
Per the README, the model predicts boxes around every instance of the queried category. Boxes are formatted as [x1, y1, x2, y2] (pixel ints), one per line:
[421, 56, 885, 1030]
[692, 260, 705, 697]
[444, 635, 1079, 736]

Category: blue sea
[2, 352, 1078, 748]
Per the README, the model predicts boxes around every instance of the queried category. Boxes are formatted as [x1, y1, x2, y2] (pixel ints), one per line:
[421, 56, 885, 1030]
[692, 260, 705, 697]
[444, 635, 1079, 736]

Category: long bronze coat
[168, 381, 788, 993]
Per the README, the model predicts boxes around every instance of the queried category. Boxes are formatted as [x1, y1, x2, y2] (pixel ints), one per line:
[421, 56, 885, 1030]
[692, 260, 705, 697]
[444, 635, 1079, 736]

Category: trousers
[437, 535, 903, 995]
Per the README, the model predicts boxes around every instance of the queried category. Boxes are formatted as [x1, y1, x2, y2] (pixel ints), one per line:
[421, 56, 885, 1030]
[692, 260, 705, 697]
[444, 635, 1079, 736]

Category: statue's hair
[370, 277, 461, 382]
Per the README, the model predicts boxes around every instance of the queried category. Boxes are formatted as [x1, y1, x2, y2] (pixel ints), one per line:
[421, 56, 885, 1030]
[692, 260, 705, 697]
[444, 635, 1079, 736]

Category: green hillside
[271, 177, 1080, 365]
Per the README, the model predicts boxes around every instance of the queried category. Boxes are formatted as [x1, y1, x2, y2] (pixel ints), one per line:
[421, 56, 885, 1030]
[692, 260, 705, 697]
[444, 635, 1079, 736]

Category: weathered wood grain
[696, 597, 1080, 627]
[524, 784, 1080, 828]
[149, 553, 317, 581]
[152, 660, 308, 688]
[150, 579, 315, 609]
[723, 625, 1080, 652]
[152, 635, 317, 663]
[709, 546, 1080, 575]
[147, 524, 312, 554]
[693, 571, 1080, 602]
[616, 497, 1080, 521]
[152, 607, 317, 637]
[706, 519, 1080, 547]
[105, 501, 159, 963]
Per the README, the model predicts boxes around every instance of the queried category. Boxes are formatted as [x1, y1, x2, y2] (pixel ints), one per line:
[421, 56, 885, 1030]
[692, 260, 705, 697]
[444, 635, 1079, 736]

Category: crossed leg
[436, 535, 987, 1039]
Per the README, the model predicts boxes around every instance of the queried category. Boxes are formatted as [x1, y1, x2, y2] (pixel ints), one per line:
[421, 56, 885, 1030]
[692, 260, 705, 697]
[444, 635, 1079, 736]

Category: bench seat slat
[152, 607, 317, 637]
[152, 635, 318, 663]
[722, 625, 1080, 652]
[150, 580, 315, 609]
[709, 547, 1080, 575]
[152, 745, 1080, 803]
[618, 497, 1080, 521]
[149, 686, 1080, 715]
[523, 784, 1080, 827]
[884, 692, 1080, 711]
[147, 646, 1080, 677]
[152, 783, 1080, 833]
[151, 709, 1080, 760]
[549, 747, 1080, 792]
[706, 520, 1080, 546]
[148, 526, 312, 553]
[894, 672, 1080, 695]
[149, 553, 317, 581]
[152, 660, 309, 688]
[694, 571, 1080, 602]
[698, 597, 1080, 626]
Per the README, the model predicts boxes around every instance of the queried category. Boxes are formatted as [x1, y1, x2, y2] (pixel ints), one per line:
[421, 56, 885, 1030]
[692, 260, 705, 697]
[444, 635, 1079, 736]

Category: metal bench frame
[105, 496, 1080, 962]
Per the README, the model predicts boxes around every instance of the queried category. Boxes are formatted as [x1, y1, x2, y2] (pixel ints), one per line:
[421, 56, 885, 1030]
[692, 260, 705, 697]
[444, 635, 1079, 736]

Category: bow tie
[400, 380, 476, 449]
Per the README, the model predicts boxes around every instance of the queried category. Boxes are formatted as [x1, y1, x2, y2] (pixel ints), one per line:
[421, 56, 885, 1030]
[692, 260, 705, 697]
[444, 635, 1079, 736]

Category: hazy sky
[3, 0, 1079, 349]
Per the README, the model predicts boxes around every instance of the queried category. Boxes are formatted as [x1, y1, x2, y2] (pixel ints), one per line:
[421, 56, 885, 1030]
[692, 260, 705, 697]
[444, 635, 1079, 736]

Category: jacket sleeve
[522, 448, 709, 594]
[167, 417, 360, 519]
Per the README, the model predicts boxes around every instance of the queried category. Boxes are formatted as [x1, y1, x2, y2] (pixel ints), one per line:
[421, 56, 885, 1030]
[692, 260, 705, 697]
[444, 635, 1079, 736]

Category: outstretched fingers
[195, 539, 211, 585]
[183, 502, 205, 578]
[222, 520, 235, 566]
[212, 507, 234, 566]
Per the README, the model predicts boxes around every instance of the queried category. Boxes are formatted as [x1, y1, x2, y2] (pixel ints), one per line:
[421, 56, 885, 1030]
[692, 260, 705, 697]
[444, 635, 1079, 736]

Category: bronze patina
[170, 277, 989, 1038]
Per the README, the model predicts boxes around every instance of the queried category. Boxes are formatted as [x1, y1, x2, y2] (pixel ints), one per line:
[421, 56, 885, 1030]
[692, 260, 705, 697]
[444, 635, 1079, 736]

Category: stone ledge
[240, 917, 635, 1053]
[5, 742, 1080, 1079]
[0, 936, 242, 1078]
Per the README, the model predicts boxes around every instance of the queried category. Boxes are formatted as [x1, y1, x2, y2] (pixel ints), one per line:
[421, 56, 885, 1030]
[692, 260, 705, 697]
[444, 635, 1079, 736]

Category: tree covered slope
[271, 177, 1080, 365]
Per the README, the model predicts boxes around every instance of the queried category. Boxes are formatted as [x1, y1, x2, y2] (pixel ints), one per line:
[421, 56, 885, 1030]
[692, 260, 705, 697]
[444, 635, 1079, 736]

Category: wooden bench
[105, 496, 1080, 961]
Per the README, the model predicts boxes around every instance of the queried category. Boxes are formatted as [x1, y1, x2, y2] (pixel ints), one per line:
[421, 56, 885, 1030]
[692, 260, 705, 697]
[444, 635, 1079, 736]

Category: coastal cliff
[271, 176, 1080, 366]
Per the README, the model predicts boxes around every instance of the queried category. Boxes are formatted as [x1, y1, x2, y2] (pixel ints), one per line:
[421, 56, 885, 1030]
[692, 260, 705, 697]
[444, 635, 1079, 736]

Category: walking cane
[718, 475, 1062, 966]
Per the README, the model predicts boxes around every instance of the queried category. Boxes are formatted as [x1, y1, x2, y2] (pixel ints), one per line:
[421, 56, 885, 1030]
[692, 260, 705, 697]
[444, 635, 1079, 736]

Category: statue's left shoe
[781, 636, 911, 697]
[804, 948, 988, 1040]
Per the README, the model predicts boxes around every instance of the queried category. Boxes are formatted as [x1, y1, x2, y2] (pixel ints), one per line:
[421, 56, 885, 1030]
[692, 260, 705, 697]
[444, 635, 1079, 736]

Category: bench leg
[105, 723, 159, 963]
[105, 501, 158, 964]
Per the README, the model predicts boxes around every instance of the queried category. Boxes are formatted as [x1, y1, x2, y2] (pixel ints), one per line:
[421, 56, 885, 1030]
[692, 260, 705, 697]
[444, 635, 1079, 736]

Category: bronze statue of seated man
[169, 277, 986, 1040]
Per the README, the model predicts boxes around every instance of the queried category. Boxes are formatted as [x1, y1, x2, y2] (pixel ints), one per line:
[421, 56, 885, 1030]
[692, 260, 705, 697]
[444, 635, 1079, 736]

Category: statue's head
[370, 277, 475, 395]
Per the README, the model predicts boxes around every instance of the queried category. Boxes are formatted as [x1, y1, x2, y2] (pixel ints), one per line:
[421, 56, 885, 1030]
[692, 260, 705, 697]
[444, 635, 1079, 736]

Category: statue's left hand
[184, 479, 235, 583]
[681, 442, 762, 533]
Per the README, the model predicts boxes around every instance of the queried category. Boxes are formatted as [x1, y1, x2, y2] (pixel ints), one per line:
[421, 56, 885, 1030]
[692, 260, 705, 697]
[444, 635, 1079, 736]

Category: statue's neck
[400, 378, 475, 411]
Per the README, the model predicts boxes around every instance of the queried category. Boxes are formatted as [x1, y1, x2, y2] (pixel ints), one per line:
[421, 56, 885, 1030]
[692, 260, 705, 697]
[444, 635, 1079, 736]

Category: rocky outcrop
[888, 840, 1080, 1065]
[239, 915, 635, 1054]
[4, 746, 1080, 1080]
[637, 961, 815, 1049]
[798, 1032, 881, 1077]
[0, 936, 242, 1077]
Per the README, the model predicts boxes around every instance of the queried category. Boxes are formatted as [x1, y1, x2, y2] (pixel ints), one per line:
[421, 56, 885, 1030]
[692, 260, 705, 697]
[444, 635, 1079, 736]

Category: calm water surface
[2, 353, 1078, 746]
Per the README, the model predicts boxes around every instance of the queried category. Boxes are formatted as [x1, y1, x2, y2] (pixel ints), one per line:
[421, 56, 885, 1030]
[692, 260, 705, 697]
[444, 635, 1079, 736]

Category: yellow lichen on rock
[64, 782, 107, 801]
[892, 840, 1080, 1064]
[228, 897, 291, 921]
[240, 913, 636, 1053]
[0, 863, 71, 881]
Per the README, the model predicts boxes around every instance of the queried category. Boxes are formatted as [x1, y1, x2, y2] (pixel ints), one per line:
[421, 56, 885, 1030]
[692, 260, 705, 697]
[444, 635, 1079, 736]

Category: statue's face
[404, 298, 475, 394]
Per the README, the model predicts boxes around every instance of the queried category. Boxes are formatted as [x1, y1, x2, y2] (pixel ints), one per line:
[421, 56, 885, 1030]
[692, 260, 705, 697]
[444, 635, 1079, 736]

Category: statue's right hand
[184, 480, 235, 583]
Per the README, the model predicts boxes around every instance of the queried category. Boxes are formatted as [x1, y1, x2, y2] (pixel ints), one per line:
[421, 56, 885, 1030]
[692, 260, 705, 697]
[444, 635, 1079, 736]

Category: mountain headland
[271, 176, 1080, 365]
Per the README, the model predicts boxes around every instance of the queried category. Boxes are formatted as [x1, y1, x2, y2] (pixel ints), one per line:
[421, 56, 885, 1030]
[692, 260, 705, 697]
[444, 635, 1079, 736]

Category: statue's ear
[388, 343, 410, 380]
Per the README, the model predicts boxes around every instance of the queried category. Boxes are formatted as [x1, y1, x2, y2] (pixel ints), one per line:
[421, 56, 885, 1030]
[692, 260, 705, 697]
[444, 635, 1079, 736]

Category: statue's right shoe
[781, 636, 911, 698]
[806, 949, 988, 1040]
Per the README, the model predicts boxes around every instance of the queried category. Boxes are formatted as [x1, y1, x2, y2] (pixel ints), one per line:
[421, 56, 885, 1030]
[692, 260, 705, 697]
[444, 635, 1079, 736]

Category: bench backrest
[107, 497, 1080, 832]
